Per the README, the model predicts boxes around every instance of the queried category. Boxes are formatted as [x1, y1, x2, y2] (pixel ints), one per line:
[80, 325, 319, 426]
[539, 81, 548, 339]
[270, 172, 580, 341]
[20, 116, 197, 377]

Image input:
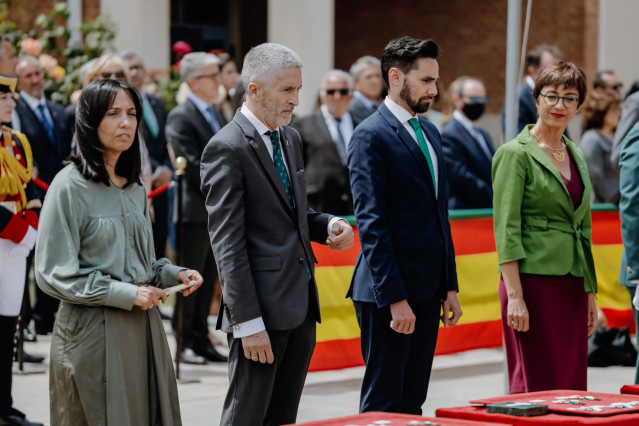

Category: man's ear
[247, 81, 260, 99]
[388, 68, 402, 88]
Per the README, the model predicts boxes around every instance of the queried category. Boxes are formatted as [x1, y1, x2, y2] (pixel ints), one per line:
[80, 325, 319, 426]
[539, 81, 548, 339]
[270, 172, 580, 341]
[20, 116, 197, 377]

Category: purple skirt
[499, 273, 588, 393]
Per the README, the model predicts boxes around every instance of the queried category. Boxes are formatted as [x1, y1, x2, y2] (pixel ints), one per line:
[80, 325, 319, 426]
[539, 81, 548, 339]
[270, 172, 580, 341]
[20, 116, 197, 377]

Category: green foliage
[5, 1, 117, 106]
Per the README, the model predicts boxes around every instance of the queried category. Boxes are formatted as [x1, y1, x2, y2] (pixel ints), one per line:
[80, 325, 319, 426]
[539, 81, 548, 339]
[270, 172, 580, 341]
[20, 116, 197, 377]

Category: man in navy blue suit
[441, 77, 494, 209]
[347, 36, 462, 414]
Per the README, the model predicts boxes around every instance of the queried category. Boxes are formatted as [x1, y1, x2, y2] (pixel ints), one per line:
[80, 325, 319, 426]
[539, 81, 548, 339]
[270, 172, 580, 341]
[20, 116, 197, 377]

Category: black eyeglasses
[539, 93, 579, 108]
[101, 71, 125, 80]
[326, 89, 350, 96]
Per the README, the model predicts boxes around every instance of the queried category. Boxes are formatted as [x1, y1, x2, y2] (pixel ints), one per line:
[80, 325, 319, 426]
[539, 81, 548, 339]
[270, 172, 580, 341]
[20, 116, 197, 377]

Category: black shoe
[180, 348, 206, 365]
[0, 408, 44, 426]
[192, 342, 228, 363]
[13, 351, 44, 364]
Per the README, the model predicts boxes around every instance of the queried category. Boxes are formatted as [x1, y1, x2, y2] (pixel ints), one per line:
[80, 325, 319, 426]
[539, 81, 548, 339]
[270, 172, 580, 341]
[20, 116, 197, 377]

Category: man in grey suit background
[166, 52, 227, 364]
[200, 43, 354, 426]
[348, 56, 385, 123]
[293, 69, 360, 215]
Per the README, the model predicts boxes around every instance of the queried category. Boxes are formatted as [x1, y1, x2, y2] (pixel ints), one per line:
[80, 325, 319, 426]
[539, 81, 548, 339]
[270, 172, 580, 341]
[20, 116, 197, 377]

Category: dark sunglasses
[326, 89, 350, 96]
[101, 71, 125, 79]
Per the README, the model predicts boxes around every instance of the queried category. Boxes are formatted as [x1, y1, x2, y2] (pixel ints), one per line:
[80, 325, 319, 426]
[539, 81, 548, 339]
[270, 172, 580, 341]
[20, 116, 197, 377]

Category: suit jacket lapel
[234, 111, 296, 219]
[378, 105, 435, 199]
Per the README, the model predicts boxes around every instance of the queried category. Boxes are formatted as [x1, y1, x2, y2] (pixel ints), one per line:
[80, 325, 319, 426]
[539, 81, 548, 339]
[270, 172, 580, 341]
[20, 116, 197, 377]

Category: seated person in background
[580, 90, 621, 203]
[441, 76, 494, 209]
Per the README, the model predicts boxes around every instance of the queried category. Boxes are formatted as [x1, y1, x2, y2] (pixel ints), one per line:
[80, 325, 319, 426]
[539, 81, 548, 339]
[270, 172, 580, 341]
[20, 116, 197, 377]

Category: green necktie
[267, 130, 294, 208]
[408, 117, 437, 193]
[267, 130, 311, 281]
[142, 95, 159, 139]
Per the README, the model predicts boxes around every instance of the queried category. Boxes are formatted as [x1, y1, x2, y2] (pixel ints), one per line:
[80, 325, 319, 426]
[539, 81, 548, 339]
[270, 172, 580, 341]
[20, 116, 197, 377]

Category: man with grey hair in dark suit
[166, 52, 227, 364]
[293, 69, 360, 215]
[348, 55, 384, 123]
[200, 42, 354, 426]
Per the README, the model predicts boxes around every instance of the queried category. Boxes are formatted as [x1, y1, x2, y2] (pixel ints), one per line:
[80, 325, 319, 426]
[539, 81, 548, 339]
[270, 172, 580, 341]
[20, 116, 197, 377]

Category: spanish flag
[309, 207, 633, 372]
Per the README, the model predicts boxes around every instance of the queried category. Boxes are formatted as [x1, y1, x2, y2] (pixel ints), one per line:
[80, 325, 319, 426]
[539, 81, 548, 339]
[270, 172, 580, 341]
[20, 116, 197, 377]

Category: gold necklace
[531, 128, 566, 162]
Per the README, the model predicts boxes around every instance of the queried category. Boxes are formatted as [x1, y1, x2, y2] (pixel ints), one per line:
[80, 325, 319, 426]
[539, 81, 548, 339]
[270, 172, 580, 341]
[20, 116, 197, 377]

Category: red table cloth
[620, 385, 639, 395]
[436, 405, 639, 425]
[291, 411, 512, 425]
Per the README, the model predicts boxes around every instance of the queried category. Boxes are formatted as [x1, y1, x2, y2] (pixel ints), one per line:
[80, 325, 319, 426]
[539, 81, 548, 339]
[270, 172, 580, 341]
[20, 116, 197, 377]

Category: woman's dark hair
[71, 79, 142, 188]
[533, 61, 588, 106]
[581, 90, 621, 130]
[381, 36, 439, 87]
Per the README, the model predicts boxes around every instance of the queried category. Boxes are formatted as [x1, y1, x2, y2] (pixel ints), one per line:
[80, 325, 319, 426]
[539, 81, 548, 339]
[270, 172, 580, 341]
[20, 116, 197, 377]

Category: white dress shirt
[384, 96, 439, 197]
[320, 104, 354, 153]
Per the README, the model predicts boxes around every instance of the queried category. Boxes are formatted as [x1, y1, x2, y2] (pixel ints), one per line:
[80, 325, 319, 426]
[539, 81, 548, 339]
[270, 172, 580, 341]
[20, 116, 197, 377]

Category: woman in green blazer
[493, 62, 598, 393]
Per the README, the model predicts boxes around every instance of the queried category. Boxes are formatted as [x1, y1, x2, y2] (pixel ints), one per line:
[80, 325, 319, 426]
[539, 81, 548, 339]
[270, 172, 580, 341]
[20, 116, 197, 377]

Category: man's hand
[326, 219, 354, 250]
[441, 290, 462, 327]
[390, 299, 416, 334]
[242, 330, 274, 364]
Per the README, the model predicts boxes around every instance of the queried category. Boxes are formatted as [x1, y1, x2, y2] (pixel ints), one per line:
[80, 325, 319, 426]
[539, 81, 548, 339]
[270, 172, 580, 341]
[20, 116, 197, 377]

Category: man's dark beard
[400, 78, 431, 114]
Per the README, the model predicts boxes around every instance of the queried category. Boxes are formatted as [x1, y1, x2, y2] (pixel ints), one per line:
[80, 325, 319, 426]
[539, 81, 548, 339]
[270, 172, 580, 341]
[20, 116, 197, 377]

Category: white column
[100, 0, 170, 69]
[267, 0, 334, 116]
[66, 0, 82, 48]
[598, 0, 639, 88]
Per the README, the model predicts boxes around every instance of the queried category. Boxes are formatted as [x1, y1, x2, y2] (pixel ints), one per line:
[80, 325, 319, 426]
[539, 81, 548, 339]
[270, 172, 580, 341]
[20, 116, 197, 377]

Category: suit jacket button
[298, 257, 305, 264]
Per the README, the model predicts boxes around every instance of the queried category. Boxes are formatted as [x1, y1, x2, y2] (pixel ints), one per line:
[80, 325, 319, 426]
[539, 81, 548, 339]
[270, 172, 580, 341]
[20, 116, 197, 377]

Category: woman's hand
[177, 269, 203, 296]
[587, 292, 598, 336]
[134, 286, 167, 310]
[507, 296, 529, 332]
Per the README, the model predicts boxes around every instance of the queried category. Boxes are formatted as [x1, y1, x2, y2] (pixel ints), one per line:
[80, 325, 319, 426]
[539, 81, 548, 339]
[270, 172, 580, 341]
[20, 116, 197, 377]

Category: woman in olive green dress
[35, 79, 203, 426]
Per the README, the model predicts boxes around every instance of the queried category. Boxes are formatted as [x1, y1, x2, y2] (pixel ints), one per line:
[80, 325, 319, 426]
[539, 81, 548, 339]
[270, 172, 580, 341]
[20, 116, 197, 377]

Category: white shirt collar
[384, 96, 415, 124]
[240, 103, 274, 136]
[320, 104, 351, 124]
[187, 91, 212, 116]
[353, 91, 378, 110]
[20, 90, 46, 111]
[453, 109, 477, 133]
[526, 75, 535, 90]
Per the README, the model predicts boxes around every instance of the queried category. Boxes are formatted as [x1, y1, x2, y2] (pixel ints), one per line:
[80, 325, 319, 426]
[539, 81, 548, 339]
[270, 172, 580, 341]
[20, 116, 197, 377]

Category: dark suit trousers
[171, 223, 217, 348]
[0, 315, 17, 416]
[354, 298, 441, 414]
[220, 284, 317, 426]
[151, 192, 169, 259]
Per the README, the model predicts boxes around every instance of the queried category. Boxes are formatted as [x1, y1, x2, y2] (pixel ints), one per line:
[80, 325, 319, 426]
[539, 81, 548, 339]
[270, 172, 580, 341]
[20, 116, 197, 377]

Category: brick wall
[7, 0, 100, 31]
[335, 0, 598, 114]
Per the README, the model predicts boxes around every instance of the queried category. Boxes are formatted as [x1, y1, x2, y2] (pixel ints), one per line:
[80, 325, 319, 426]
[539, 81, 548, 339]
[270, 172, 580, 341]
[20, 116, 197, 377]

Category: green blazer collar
[517, 125, 591, 216]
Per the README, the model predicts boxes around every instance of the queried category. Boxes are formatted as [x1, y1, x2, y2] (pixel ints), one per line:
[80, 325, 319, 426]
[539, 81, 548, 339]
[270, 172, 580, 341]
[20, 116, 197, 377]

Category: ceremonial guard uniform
[0, 74, 43, 426]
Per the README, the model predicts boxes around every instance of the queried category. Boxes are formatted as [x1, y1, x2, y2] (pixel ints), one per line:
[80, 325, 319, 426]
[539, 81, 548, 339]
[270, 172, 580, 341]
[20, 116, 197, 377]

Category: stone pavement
[12, 314, 636, 425]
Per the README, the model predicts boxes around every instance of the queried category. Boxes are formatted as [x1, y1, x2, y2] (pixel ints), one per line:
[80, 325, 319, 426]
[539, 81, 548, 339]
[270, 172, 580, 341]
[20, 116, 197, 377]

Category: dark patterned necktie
[267, 130, 294, 208]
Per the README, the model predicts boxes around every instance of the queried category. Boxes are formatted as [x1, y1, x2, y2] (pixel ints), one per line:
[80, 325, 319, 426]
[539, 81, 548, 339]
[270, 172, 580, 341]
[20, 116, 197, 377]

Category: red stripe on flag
[591, 211, 623, 245]
[602, 307, 636, 333]
[309, 338, 363, 372]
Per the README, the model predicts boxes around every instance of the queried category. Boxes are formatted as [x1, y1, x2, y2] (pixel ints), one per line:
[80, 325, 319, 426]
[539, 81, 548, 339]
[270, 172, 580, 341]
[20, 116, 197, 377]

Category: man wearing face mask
[441, 77, 494, 209]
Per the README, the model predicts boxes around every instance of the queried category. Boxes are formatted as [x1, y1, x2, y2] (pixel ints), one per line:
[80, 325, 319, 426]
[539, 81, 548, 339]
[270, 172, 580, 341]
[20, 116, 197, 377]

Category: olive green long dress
[35, 164, 184, 426]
